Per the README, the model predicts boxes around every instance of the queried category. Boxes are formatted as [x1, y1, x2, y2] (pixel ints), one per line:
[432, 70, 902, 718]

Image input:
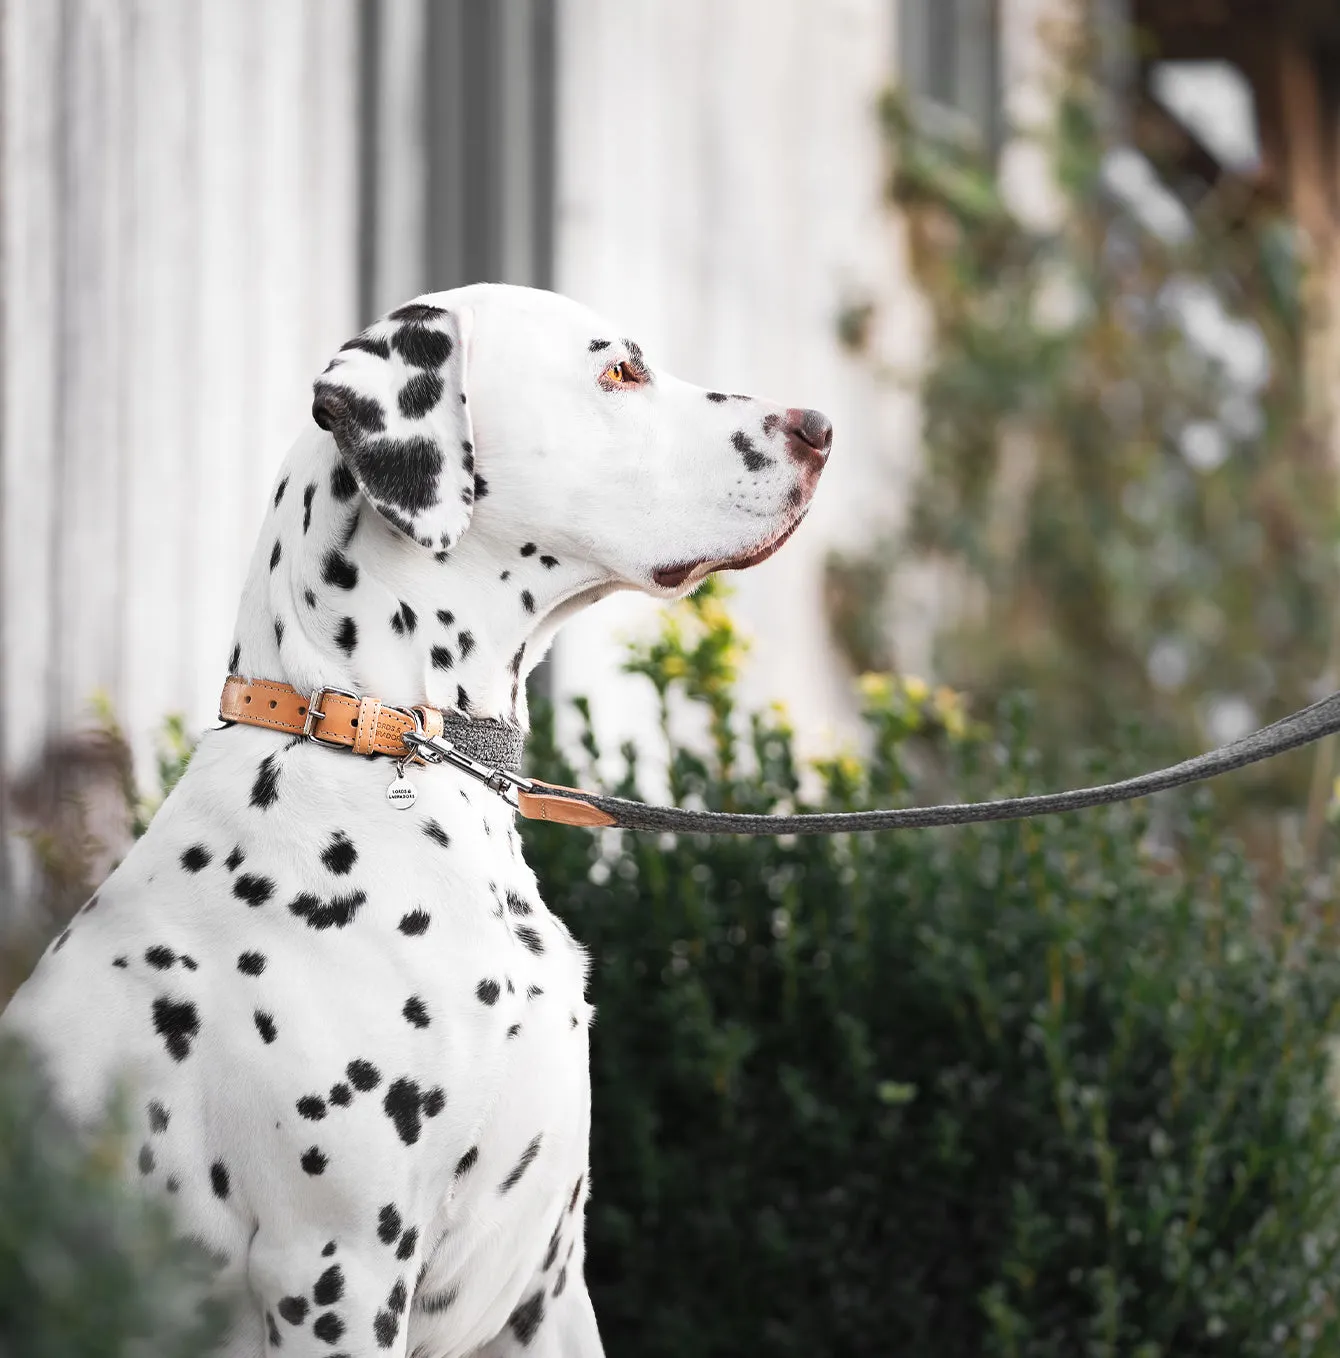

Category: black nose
[784, 407, 833, 463]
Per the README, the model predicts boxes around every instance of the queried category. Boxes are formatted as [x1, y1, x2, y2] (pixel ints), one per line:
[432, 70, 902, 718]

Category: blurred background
[8, 1, 1340, 1353]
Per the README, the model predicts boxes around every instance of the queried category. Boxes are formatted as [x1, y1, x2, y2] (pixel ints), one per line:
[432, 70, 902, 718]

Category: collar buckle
[302, 686, 358, 747]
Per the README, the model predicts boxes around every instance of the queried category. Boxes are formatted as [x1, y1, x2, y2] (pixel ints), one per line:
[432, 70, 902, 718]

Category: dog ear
[312, 301, 477, 552]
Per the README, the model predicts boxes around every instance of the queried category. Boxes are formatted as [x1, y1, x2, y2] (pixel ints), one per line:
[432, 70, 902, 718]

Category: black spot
[520, 542, 537, 557]
[436, 609, 454, 627]
[500, 1135, 542, 1193]
[515, 925, 545, 955]
[706, 390, 728, 402]
[238, 951, 266, 975]
[210, 1161, 230, 1199]
[322, 549, 358, 591]
[540, 555, 558, 569]
[456, 686, 470, 710]
[180, 845, 211, 873]
[419, 1286, 458, 1314]
[313, 1311, 345, 1344]
[304, 588, 317, 608]
[303, 482, 317, 532]
[311, 1264, 345, 1307]
[506, 891, 533, 916]
[473, 473, 489, 500]
[402, 996, 430, 1029]
[509, 1290, 546, 1345]
[288, 890, 366, 931]
[80, 894, 99, 913]
[270, 540, 282, 571]
[278, 1295, 309, 1325]
[225, 846, 245, 872]
[507, 1023, 521, 1038]
[166, 1175, 180, 1193]
[378, 1203, 403, 1244]
[454, 1145, 478, 1177]
[341, 331, 393, 359]
[145, 945, 176, 970]
[509, 646, 525, 674]
[228, 642, 241, 673]
[500, 570, 510, 582]
[233, 873, 275, 907]
[301, 1147, 328, 1175]
[543, 1220, 563, 1270]
[274, 476, 289, 507]
[335, 616, 358, 655]
[526, 984, 544, 999]
[476, 978, 501, 1006]
[298, 1095, 327, 1121]
[422, 1087, 445, 1118]
[388, 302, 446, 323]
[329, 1082, 351, 1106]
[254, 1010, 277, 1043]
[521, 590, 535, 614]
[553, 1265, 567, 1297]
[390, 601, 417, 636]
[322, 1241, 337, 1257]
[331, 460, 359, 501]
[138, 1144, 155, 1175]
[251, 754, 281, 810]
[391, 323, 453, 369]
[398, 909, 430, 936]
[267, 1311, 281, 1346]
[347, 1059, 381, 1091]
[588, 339, 611, 352]
[458, 630, 475, 658]
[568, 1175, 584, 1212]
[273, 618, 285, 649]
[398, 369, 444, 419]
[152, 997, 200, 1062]
[733, 429, 773, 472]
[395, 1228, 418, 1262]
[316, 383, 385, 434]
[148, 1100, 170, 1133]
[373, 1310, 399, 1348]
[383, 1078, 424, 1146]
[181, 955, 198, 970]
[387, 1279, 408, 1315]
[422, 819, 450, 848]
[48, 927, 70, 953]
[321, 832, 357, 875]
[430, 645, 453, 670]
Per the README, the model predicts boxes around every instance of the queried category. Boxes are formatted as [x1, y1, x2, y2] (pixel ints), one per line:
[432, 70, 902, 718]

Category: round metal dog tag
[386, 775, 417, 810]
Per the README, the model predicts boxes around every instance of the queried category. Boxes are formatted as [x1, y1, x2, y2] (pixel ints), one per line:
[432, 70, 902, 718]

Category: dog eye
[600, 362, 637, 387]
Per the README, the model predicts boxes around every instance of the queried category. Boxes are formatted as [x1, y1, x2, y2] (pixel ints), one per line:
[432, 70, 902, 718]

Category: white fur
[1, 285, 828, 1357]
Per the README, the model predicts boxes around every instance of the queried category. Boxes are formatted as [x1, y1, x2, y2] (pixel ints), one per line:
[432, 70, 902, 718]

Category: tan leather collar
[219, 676, 444, 759]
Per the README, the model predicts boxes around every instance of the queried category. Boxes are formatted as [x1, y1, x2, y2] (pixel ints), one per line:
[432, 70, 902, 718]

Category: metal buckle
[302, 686, 359, 747]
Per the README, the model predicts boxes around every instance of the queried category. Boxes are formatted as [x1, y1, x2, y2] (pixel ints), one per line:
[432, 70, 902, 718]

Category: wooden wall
[0, 0, 360, 917]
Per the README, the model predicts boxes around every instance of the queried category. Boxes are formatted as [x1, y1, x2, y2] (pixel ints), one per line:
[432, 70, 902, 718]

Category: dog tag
[386, 773, 417, 810]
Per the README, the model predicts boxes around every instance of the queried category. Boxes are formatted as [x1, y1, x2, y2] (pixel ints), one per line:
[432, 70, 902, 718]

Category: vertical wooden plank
[1, 0, 65, 917]
[120, 0, 200, 777]
[52, 0, 130, 729]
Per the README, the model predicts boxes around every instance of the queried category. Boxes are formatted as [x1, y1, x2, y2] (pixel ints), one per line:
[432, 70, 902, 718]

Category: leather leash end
[517, 783, 618, 829]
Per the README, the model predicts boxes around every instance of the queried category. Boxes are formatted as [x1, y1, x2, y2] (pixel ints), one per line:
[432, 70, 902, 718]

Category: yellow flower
[902, 675, 930, 704]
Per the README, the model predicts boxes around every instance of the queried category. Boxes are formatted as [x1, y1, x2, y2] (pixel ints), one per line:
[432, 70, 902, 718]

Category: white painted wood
[1, 0, 360, 923]
[552, 0, 926, 771]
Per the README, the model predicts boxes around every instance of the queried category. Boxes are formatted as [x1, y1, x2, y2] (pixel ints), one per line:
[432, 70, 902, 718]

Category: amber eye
[601, 361, 637, 387]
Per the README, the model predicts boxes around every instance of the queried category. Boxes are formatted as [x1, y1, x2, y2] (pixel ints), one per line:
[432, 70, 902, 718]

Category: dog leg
[248, 1232, 416, 1358]
[471, 1262, 604, 1358]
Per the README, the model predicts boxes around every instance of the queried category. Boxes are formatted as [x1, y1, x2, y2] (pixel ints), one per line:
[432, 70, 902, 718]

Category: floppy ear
[312, 301, 477, 552]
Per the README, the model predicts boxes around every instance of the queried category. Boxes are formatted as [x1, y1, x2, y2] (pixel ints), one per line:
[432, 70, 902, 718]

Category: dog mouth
[652, 515, 806, 590]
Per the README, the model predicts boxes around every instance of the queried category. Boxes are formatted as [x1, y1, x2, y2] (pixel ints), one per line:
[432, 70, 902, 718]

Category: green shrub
[522, 586, 1340, 1357]
[0, 1037, 231, 1357]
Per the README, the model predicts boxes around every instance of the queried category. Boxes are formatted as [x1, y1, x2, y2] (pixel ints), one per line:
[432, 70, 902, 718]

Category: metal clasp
[402, 729, 533, 808]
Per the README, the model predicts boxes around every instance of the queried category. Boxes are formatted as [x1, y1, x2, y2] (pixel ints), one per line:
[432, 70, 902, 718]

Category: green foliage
[0, 1037, 232, 1357]
[523, 588, 1340, 1357]
[836, 29, 1338, 836]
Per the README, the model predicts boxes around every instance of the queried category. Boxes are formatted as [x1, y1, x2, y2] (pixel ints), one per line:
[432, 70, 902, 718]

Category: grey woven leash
[420, 688, 1340, 835]
[440, 711, 525, 773]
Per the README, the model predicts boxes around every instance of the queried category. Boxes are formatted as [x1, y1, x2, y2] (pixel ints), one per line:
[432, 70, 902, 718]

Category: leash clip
[402, 729, 533, 809]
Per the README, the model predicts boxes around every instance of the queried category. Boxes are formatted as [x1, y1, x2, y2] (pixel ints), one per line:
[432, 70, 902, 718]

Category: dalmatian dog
[0, 284, 831, 1357]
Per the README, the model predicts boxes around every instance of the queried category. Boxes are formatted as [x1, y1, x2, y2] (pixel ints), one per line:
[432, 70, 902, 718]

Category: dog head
[313, 285, 831, 598]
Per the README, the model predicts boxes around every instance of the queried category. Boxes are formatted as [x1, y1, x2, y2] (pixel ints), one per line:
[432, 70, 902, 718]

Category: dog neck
[227, 432, 604, 728]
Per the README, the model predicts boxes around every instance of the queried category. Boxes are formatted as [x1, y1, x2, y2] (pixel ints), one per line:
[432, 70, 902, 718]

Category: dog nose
[784, 408, 833, 465]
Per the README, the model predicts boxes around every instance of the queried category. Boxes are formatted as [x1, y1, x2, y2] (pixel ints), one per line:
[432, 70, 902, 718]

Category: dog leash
[221, 677, 1340, 835]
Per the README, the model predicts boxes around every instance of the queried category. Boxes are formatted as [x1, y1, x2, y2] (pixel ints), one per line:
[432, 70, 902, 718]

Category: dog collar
[219, 676, 525, 772]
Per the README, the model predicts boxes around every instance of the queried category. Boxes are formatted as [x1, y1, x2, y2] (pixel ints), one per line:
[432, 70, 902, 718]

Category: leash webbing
[498, 689, 1340, 835]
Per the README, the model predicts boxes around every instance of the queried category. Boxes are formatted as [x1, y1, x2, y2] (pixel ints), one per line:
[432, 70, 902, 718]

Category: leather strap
[218, 676, 525, 772]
